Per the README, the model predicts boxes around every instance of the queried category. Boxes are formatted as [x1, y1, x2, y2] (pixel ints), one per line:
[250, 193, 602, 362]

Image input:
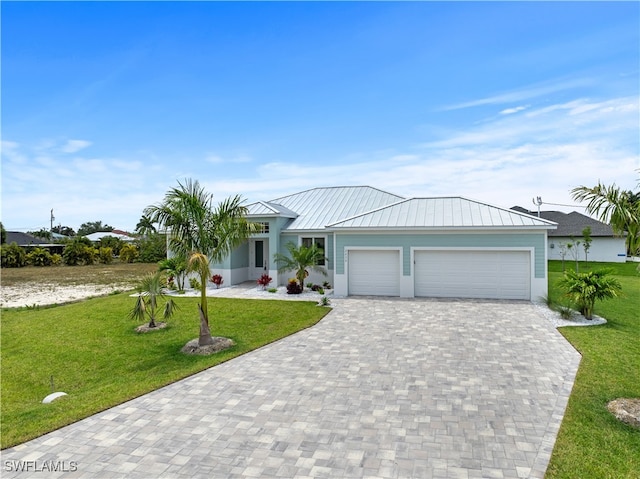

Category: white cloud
[441, 77, 594, 111]
[61, 139, 92, 154]
[500, 105, 529, 115]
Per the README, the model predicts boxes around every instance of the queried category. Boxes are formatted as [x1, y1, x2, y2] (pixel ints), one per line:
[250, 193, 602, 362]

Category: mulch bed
[181, 337, 235, 355]
[607, 398, 640, 429]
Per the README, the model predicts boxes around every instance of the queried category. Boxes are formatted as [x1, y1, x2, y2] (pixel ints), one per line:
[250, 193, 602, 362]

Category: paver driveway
[2, 298, 581, 478]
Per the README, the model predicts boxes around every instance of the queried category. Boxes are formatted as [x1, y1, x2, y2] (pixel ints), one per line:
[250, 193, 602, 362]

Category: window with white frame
[256, 222, 269, 233]
[302, 237, 325, 265]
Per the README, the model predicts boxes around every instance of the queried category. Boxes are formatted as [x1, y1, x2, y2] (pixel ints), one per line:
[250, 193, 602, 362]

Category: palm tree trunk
[198, 303, 214, 346]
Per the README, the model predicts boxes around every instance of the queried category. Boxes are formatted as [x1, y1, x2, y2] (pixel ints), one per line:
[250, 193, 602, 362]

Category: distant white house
[511, 207, 627, 263]
[84, 231, 135, 242]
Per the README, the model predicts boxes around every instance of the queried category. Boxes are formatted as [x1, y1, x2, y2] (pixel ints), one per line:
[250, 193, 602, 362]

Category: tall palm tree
[135, 215, 157, 237]
[274, 242, 328, 292]
[144, 179, 257, 346]
[571, 179, 640, 256]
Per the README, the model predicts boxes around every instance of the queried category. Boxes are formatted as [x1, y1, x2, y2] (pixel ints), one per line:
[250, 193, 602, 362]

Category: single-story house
[4, 231, 64, 255]
[212, 186, 556, 301]
[84, 231, 135, 242]
[511, 207, 627, 263]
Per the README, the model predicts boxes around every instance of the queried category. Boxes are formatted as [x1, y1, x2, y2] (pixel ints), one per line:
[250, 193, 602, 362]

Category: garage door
[348, 250, 400, 296]
[414, 250, 530, 300]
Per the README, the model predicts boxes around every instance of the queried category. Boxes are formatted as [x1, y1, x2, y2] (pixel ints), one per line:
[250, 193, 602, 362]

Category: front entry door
[249, 239, 269, 280]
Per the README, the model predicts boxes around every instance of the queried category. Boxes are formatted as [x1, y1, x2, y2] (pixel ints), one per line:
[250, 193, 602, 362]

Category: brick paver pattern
[2, 298, 581, 478]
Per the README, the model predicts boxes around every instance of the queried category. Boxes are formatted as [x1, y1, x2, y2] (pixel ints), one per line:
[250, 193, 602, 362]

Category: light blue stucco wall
[334, 232, 547, 278]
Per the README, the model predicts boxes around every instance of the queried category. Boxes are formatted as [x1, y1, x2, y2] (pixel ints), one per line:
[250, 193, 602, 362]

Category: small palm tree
[129, 272, 178, 328]
[557, 269, 623, 320]
[274, 242, 328, 292]
[158, 256, 188, 291]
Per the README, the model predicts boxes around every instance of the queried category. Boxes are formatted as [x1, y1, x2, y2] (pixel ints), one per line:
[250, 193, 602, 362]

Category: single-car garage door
[414, 250, 530, 300]
[348, 249, 400, 296]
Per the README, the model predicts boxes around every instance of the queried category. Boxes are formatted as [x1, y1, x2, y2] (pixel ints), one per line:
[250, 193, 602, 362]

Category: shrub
[558, 305, 573, 320]
[319, 296, 331, 306]
[62, 239, 97, 266]
[135, 234, 166, 263]
[267, 287, 278, 293]
[83, 246, 99, 265]
[27, 247, 53, 266]
[557, 269, 623, 320]
[1, 243, 27, 268]
[322, 281, 332, 289]
[286, 278, 303, 295]
[99, 247, 114, 264]
[257, 274, 272, 290]
[98, 236, 123, 256]
[51, 253, 62, 266]
[119, 244, 139, 263]
[211, 274, 224, 288]
[189, 277, 201, 290]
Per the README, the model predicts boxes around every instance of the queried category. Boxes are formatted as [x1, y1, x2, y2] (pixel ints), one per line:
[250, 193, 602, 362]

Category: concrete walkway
[2, 298, 581, 478]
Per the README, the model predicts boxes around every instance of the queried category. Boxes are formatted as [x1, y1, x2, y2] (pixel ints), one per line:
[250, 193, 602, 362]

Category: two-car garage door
[347, 249, 531, 300]
[414, 250, 530, 300]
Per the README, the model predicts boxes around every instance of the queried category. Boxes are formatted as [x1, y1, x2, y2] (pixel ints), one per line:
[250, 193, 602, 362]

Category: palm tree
[129, 272, 178, 328]
[571, 179, 640, 256]
[144, 179, 257, 346]
[135, 215, 157, 237]
[158, 256, 188, 291]
[557, 269, 622, 320]
[274, 242, 328, 292]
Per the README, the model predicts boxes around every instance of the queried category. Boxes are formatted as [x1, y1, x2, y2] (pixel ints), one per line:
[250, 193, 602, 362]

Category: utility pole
[50, 209, 55, 234]
[532, 196, 542, 217]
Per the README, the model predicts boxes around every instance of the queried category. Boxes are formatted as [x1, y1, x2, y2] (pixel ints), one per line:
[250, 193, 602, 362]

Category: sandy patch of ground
[1, 282, 333, 309]
[1, 282, 131, 308]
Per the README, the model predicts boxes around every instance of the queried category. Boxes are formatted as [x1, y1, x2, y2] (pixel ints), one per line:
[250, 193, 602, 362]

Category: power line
[542, 201, 585, 208]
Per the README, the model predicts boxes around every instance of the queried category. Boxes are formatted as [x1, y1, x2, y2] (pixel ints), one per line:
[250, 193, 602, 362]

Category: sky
[2, 1, 639, 233]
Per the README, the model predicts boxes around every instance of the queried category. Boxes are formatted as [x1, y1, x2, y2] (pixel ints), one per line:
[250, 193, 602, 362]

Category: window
[302, 237, 325, 265]
[257, 222, 269, 234]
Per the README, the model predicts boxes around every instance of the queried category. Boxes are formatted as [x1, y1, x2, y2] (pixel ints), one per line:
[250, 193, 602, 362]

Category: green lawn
[1, 294, 330, 449]
[545, 260, 640, 478]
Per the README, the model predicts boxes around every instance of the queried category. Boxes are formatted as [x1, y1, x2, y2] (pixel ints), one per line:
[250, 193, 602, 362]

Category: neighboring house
[84, 231, 135, 242]
[4, 231, 64, 254]
[212, 186, 557, 301]
[511, 207, 627, 263]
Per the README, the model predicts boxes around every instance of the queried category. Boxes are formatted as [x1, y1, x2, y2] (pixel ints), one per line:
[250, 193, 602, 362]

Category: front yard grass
[545, 260, 640, 478]
[1, 294, 330, 449]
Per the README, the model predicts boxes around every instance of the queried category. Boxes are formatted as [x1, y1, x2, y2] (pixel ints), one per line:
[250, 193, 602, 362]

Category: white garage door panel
[348, 250, 400, 296]
[415, 250, 530, 300]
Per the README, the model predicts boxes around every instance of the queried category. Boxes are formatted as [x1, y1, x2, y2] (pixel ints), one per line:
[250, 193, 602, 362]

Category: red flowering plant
[210, 274, 224, 289]
[257, 274, 272, 290]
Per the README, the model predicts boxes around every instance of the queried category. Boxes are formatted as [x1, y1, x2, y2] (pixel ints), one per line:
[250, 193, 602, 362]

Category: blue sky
[2, 1, 638, 233]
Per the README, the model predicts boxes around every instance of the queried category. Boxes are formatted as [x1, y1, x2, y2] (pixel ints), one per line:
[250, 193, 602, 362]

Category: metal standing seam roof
[328, 197, 558, 229]
[246, 201, 298, 218]
[266, 186, 405, 231]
